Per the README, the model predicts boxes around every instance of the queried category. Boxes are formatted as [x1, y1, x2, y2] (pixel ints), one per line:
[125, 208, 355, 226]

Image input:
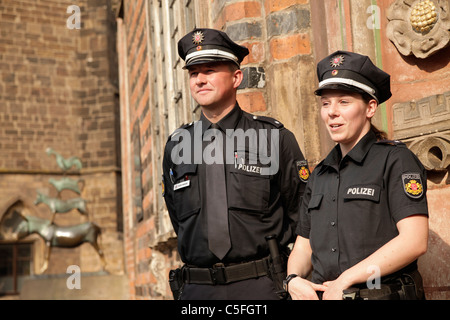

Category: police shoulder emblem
[192, 31, 204, 45]
[330, 55, 345, 68]
[402, 173, 424, 199]
[296, 160, 310, 183]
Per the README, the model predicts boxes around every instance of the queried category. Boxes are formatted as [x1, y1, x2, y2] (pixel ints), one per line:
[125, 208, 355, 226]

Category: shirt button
[330, 221, 336, 226]
[332, 196, 336, 201]
[331, 248, 337, 252]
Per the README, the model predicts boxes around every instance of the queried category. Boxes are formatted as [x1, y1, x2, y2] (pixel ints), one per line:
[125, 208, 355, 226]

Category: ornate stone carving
[386, 0, 450, 58]
[407, 133, 450, 171]
[149, 250, 167, 297]
[392, 91, 450, 139]
[392, 91, 450, 173]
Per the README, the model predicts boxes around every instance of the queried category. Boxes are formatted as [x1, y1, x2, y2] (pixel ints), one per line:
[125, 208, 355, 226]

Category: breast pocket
[173, 164, 200, 220]
[227, 150, 270, 212]
[308, 194, 323, 212]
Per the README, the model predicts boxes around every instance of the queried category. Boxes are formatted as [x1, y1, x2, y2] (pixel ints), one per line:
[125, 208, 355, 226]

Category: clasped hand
[288, 277, 347, 300]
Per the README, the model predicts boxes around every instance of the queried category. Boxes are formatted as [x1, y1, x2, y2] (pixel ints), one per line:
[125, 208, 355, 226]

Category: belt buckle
[343, 287, 361, 300]
[211, 263, 227, 285]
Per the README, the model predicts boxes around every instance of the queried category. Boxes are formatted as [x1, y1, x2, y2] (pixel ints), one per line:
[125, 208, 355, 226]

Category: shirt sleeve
[279, 129, 309, 231]
[296, 169, 314, 238]
[385, 146, 429, 223]
[162, 140, 179, 234]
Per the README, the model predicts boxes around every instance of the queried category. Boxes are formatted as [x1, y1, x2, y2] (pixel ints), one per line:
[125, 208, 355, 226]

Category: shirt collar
[319, 130, 377, 173]
[347, 130, 377, 163]
[200, 103, 242, 136]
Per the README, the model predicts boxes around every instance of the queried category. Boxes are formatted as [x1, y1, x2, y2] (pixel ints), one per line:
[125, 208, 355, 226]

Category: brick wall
[117, 0, 154, 300]
[0, 0, 124, 282]
[0, 0, 120, 171]
[0, 0, 79, 170]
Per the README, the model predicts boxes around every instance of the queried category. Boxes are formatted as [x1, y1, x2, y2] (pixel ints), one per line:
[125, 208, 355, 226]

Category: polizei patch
[402, 173, 424, 199]
[344, 184, 380, 202]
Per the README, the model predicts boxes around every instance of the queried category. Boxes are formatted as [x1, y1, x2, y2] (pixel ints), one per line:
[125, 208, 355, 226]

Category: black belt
[342, 268, 424, 300]
[182, 257, 271, 285]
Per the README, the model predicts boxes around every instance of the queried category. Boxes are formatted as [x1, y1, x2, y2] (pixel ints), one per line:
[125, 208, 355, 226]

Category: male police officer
[162, 28, 309, 299]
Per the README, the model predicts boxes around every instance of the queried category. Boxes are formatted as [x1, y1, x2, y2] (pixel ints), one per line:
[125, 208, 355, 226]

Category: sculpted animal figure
[48, 177, 84, 195]
[34, 192, 88, 222]
[46, 148, 82, 171]
[11, 213, 106, 274]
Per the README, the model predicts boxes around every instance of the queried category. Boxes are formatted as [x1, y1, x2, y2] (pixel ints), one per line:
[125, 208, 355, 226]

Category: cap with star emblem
[315, 50, 392, 104]
[177, 28, 249, 69]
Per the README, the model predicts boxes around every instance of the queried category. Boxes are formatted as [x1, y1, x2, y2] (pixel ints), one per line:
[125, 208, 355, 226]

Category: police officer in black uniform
[163, 28, 309, 300]
[286, 51, 429, 300]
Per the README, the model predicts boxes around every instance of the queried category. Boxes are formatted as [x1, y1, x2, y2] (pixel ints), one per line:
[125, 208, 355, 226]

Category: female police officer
[285, 51, 429, 300]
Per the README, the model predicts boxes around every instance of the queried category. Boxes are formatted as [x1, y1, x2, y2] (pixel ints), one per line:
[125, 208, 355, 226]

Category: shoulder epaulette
[167, 121, 195, 142]
[375, 139, 406, 147]
[251, 114, 284, 128]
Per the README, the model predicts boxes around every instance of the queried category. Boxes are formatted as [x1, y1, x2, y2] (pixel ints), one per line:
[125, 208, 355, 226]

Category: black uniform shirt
[163, 104, 308, 267]
[296, 130, 428, 283]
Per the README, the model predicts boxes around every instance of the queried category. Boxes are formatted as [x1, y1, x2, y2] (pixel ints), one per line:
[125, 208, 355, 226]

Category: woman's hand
[288, 277, 327, 300]
[321, 279, 349, 300]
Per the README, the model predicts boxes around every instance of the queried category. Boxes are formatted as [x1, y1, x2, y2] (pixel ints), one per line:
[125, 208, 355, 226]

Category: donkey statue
[34, 191, 88, 222]
[1, 210, 106, 274]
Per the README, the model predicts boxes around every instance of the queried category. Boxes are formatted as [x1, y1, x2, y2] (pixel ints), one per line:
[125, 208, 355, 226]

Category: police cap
[178, 28, 249, 69]
[315, 50, 392, 104]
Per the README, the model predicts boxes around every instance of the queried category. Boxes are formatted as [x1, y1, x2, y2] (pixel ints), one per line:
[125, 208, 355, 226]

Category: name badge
[344, 184, 380, 202]
[174, 180, 190, 191]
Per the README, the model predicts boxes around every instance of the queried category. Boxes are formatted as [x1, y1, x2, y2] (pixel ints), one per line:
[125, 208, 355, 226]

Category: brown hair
[361, 92, 388, 141]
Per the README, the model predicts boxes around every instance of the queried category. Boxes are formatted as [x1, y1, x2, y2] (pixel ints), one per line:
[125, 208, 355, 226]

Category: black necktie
[205, 123, 231, 260]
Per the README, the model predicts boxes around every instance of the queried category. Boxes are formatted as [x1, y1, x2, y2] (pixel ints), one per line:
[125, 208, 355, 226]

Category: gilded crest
[296, 160, 310, 183]
[402, 173, 424, 199]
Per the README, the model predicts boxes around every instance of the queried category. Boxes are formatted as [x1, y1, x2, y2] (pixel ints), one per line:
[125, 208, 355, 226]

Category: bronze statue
[34, 191, 88, 222]
[0, 210, 106, 274]
[49, 177, 84, 195]
[46, 148, 82, 171]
